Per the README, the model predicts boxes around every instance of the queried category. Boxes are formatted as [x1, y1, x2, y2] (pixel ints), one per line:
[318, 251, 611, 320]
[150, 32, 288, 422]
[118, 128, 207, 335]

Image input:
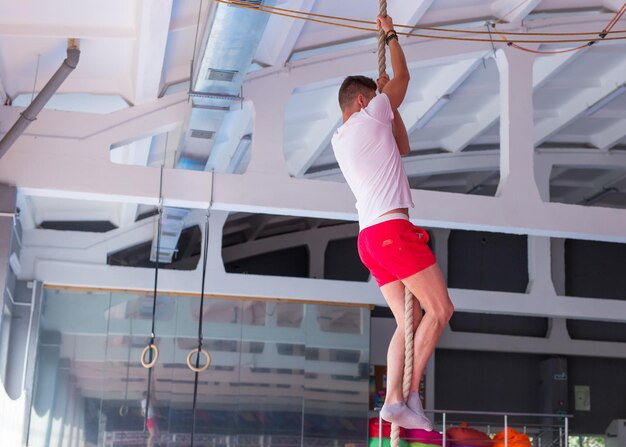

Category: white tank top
[331, 93, 414, 229]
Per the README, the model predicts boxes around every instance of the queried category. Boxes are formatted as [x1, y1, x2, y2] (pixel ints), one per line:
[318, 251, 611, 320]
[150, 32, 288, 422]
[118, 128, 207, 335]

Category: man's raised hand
[377, 15, 394, 34]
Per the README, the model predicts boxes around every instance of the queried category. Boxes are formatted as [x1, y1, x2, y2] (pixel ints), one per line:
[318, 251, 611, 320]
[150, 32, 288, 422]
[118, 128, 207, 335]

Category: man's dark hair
[338, 75, 376, 111]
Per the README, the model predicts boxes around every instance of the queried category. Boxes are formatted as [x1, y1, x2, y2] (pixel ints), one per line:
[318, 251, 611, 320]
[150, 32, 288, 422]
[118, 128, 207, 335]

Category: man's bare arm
[392, 109, 410, 156]
[377, 15, 410, 109]
[377, 74, 410, 156]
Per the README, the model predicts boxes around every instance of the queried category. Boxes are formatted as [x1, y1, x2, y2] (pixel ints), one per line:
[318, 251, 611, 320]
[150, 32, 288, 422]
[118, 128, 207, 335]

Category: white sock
[380, 401, 432, 430]
[407, 392, 433, 431]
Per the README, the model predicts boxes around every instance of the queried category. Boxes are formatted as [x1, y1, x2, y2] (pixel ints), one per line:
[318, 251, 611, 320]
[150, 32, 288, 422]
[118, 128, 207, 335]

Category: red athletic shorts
[146, 418, 156, 430]
[357, 218, 436, 287]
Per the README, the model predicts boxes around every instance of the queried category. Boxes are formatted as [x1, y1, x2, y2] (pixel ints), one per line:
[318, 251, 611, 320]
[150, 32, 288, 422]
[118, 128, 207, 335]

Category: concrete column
[307, 231, 329, 280]
[495, 47, 541, 203]
[207, 210, 228, 273]
[527, 236, 557, 296]
[550, 238, 567, 296]
[534, 154, 553, 202]
[244, 75, 293, 177]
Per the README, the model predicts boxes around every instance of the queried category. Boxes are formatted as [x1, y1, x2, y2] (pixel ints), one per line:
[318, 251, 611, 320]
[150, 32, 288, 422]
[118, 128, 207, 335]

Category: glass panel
[29, 289, 370, 446]
[303, 304, 369, 447]
[238, 300, 305, 445]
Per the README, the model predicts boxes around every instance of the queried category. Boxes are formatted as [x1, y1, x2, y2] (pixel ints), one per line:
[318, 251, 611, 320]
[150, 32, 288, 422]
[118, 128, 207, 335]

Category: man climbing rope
[331, 15, 454, 430]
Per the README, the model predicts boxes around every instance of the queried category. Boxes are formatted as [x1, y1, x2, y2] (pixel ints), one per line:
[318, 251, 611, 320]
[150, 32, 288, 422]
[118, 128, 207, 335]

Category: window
[569, 435, 605, 447]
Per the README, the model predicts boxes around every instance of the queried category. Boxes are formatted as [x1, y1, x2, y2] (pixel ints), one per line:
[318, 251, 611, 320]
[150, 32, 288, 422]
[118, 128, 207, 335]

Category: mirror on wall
[27, 288, 370, 446]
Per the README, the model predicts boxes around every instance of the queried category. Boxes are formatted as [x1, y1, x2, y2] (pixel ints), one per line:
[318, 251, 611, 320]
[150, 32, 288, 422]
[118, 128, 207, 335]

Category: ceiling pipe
[0, 38, 80, 160]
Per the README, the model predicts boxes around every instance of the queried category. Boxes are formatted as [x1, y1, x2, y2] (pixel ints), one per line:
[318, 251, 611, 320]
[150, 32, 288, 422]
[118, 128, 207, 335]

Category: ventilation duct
[150, 207, 189, 264]
[205, 68, 238, 82]
[190, 129, 215, 140]
[177, 0, 274, 168]
[0, 39, 80, 160]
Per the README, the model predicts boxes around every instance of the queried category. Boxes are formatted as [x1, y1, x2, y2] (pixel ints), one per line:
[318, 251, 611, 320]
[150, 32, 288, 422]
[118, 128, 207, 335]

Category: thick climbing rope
[390, 288, 416, 447]
[377, 5, 418, 446]
[377, 0, 387, 77]
[377, 5, 415, 446]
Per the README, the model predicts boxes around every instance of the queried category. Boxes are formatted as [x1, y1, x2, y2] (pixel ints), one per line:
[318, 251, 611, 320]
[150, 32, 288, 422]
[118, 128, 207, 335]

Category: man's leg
[401, 263, 454, 414]
[379, 280, 430, 429]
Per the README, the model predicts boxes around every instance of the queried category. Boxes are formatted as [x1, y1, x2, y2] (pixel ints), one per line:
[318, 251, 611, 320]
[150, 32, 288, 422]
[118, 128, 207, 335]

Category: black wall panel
[435, 350, 543, 416]
[225, 246, 309, 278]
[567, 356, 626, 433]
[324, 237, 370, 282]
[447, 231, 528, 292]
[565, 239, 626, 300]
[435, 350, 626, 434]
[450, 312, 548, 338]
[567, 319, 626, 343]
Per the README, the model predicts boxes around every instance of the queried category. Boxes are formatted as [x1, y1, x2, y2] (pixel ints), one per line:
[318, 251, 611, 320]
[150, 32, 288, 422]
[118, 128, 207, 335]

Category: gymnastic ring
[140, 344, 159, 369]
[119, 405, 129, 417]
[186, 348, 211, 373]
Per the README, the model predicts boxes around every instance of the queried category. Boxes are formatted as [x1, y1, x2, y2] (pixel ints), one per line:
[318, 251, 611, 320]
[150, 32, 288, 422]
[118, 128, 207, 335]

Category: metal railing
[375, 407, 572, 447]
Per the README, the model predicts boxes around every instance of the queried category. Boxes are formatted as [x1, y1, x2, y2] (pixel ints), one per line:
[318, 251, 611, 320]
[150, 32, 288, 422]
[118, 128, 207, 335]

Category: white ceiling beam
[592, 107, 626, 119]
[205, 102, 254, 172]
[286, 100, 341, 177]
[0, 90, 188, 140]
[308, 148, 626, 182]
[491, 0, 543, 23]
[247, 14, 617, 91]
[403, 58, 482, 135]
[416, 3, 497, 26]
[30, 258, 626, 322]
[437, 324, 626, 359]
[306, 151, 498, 183]
[390, 0, 436, 26]
[110, 137, 152, 166]
[535, 57, 626, 146]
[254, 0, 315, 67]
[426, 114, 480, 126]
[247, 38, 492, 91]
[113, 137, 152, 228]
[603, 0, 625, 12]
[20, 219, 156, 271]
[555, 171, 624, 205]
[6, 116, 626, 242]
[442, 49, 583, 152]
[589, 117, 626, 150]
[0, 77, 7, 105]
[546, 77, 601, 89]
[537, 147, 626, 168]
[463, 170, 499, 191]
[15, 194, 36, 231]
[132, 0, 174, 105]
